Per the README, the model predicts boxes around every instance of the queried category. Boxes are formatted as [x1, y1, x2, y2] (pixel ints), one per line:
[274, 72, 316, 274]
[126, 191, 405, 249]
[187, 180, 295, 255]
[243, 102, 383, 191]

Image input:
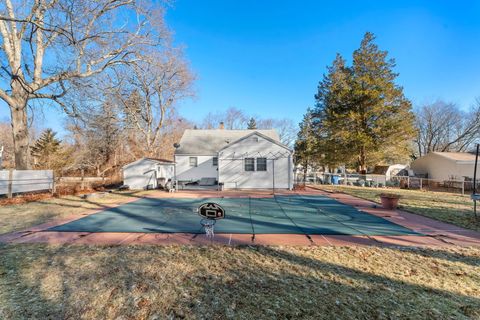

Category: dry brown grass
[1, 188, 479, 318]
[0, 244, 479, 319]
[0, 191, 151, 235]
[317, 185, 480, 231]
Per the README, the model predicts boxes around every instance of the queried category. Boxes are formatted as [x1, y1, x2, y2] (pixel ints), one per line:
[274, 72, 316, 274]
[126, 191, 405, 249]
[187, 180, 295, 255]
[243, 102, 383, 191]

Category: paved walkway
[1, 187, 480, 247]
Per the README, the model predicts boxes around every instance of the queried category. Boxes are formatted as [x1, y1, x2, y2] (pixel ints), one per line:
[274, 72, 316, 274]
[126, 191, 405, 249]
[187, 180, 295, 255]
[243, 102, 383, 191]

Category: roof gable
[219, 131, 292, 152]
[123, 157, 173, 169]
[174, 129, 281, 155]
[431, 152, 477, 163]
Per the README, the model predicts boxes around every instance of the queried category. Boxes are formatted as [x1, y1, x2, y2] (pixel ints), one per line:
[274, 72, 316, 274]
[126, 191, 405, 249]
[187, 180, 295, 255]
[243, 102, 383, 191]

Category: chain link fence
[297, 172, 479, 195]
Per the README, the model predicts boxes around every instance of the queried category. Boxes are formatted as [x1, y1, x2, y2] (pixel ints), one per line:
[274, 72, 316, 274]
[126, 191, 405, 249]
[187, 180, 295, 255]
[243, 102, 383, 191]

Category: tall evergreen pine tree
[30, 129, 61, 169]
[294, 108, 317, 179]
[247, 117, 257, 129]
[312, 32, 415, 172]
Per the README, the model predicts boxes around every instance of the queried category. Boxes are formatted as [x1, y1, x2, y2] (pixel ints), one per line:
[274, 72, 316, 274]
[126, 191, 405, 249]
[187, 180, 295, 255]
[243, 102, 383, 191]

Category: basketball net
[200, 219, 216, 238]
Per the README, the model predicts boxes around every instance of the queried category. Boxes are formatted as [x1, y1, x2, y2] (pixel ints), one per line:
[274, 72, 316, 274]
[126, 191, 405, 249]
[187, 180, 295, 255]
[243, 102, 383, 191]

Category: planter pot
[380, 195, 400, 210]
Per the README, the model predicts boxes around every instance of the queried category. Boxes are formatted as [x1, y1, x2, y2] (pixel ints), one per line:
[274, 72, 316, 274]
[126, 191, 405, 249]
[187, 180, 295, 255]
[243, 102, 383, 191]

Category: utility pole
[0, 146, 3, 169]
[472, 144, 479, 219]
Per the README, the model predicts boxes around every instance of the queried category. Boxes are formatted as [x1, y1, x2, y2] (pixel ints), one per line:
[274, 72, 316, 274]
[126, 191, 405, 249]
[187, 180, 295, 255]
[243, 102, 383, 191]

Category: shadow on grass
[0, 244, 478, 319]
[0, 243, 67, 318]
[179, 246, 480, 319]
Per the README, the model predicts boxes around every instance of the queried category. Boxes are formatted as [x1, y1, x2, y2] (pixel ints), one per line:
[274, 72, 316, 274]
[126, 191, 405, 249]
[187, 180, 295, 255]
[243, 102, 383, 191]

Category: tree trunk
[9, 91, 30, 169]
[303, 161, 308, 182]
[359, 146, 367, 174]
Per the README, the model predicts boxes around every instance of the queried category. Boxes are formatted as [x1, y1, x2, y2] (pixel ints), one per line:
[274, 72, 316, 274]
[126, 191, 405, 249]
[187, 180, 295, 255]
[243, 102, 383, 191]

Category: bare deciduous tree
[199, 108, 298, 147]
[114, 50, 194, 156]
[200, 107, 248, 129]
[157, 112, 193, 159]
[0, 120, 14, 168]
[0, 0, 165, 168]
[257, 118, 297, 147]
[414, 100, 480, 157]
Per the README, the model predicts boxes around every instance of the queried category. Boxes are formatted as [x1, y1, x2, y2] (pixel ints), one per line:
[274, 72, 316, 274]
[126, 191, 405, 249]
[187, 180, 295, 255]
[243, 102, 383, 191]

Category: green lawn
[0, 244, 479, 319]
[315, 185, 480, 231]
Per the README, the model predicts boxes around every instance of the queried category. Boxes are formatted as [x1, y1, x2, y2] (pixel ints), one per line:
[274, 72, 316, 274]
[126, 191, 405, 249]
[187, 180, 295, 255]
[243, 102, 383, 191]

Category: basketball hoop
[200, 219, 216, 238]
[197, 202, 225, 238]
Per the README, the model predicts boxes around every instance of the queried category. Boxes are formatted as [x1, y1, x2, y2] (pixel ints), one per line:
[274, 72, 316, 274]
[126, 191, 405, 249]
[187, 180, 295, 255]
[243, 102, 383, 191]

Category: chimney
[219, 122, 225, 130]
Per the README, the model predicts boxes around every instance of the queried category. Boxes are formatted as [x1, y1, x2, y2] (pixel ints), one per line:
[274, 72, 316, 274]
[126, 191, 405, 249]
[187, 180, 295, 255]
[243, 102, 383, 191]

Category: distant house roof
[123, 157, 174, 169]
[174, 129, 280, 155]
[431, 152, 477, 163]
[372, 165, 389, 175]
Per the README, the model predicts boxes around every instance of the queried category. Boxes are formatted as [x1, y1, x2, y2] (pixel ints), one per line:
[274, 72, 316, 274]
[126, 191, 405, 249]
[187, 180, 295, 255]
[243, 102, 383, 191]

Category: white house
[123, 157, 174, 190]
[410, 152, 479, 181]
[174, 129, 293, 189]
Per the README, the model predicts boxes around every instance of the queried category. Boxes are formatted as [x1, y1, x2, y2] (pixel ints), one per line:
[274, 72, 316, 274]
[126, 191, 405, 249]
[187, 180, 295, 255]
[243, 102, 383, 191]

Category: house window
[212, 157, 218, 166]
[189, 157, 198, 167]
[256, 158, 267, 171]
[244, 158, 255, 171]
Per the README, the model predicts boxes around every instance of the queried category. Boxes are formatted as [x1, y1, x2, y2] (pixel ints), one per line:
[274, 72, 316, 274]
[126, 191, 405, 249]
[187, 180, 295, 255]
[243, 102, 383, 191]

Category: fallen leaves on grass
[0, 244, 479, 319]
[0, 193, 53, 206]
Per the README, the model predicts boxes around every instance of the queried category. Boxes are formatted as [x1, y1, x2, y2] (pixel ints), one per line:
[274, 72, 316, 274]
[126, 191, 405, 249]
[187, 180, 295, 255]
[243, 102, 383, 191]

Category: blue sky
[1, 0, 480, 134]
[168, 0, 480, 124]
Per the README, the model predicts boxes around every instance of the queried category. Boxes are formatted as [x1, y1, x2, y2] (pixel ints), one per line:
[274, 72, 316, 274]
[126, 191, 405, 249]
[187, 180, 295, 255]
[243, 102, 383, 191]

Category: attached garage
[123, 158, 174, 190]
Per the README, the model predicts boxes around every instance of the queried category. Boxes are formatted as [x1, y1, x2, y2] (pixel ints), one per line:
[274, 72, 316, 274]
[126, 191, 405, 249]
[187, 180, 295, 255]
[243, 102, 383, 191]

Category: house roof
[123, 157, 174, 169]
[144, 157, 174, 163]
[174, 129, 280, 155]
[372, 165, 389, 175]
[432, 152, 477, 163]
[219, 131, 292, 152]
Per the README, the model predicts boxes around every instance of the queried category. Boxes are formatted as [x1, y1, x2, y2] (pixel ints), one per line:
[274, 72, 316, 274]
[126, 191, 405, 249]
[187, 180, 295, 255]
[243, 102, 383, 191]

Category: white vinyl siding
[175, 155, 218, 181]
[411, 153, 479, 181]
[123, 158, 174, 190]
[219, 134, 293, 189]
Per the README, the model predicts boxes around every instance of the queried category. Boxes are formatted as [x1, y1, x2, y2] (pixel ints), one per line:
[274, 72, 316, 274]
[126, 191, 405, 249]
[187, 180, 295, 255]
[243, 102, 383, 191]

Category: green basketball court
[49, 194, 418, 236]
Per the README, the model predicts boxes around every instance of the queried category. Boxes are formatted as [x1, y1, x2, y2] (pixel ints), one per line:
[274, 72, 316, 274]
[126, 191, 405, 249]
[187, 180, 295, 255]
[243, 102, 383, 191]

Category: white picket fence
[0, 170, 54, 197]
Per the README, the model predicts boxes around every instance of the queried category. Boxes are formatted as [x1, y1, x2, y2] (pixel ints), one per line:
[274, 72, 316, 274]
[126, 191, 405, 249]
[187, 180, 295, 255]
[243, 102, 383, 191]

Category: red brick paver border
[1, 187, 479, 247]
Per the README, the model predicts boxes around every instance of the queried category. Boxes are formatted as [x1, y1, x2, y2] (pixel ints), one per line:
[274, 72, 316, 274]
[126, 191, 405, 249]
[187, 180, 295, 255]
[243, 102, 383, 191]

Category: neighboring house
[371, 164, 408, 180]
[174, 129, 293, 189]
[123, 157, 174, 190]
[410, 152, 479, 181]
